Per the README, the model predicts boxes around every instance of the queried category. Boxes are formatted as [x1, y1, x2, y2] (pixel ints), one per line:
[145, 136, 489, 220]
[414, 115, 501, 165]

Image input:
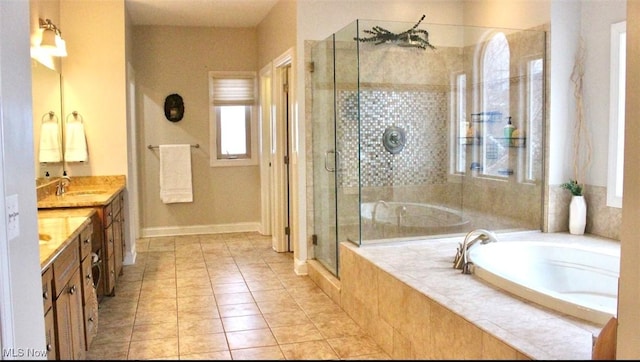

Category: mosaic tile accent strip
[337, 89, 448, 188]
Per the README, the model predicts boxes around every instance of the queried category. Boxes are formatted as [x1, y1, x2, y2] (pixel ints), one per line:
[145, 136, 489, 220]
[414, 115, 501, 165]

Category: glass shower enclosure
[310, 19, 546, 277]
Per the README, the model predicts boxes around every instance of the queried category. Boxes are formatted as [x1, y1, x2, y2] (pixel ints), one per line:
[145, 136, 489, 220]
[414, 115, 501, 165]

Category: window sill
[210, 158, 258, 167]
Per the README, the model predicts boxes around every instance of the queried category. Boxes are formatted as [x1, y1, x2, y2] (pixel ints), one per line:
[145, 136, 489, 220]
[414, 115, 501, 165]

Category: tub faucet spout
[453, 228, 498, 274]
[371, 200, 388, 224]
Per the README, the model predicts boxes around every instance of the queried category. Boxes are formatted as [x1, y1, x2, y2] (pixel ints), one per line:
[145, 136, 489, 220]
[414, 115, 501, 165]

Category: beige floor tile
[178, 306, 221, 321]
[279, 340, 340, 360]
[310, 312, 364, 339]
[230, 346, 285, 360]
[246, 278, 285, 292]
[86, 341, 130, 360]
[134, 309, 178, 326]
[177, 286, 214, 297]
[177, 295, 217, 310]
[88, 233, 390, 361]
[177, 277, 212, 290]
[226, 328, 278, 350]
[251, 289, 292, 302]
[137, 297, 177, 312]
[271, 322, 324, 344]
[262, 309, 313, 328]
[208, 273, 245, 284]
[222, 314, 269, 332]
[91, 324, 133, 345]
[131, 321, 178, 341]
[212, 282, 251, 295]
[178, 332, 228, 355]
[127, 337, 179, 360]
[256, 298, 302, 314]
[139, 287, 177, 300]
[218, 302, 261, 318]
[215, 291, 254, 305]
[176, 268, 208, 279]
[178, 351, 232, 360]
[326, 335, 384, 359]
[179, 318, 224, 336]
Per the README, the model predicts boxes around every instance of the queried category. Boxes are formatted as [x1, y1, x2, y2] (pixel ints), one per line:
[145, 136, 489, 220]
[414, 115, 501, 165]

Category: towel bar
[147, 144, 199, 150]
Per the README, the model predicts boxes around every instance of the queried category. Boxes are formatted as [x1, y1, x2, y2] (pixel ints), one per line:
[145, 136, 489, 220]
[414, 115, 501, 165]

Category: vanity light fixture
[39, 18, 67, 57]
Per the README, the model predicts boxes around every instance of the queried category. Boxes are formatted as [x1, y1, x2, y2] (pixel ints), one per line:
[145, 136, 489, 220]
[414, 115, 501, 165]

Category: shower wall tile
[337, 88, 449, 188]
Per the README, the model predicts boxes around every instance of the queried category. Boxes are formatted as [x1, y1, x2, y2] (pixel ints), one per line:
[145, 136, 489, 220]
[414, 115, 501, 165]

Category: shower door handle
[325, 150, 336, 172]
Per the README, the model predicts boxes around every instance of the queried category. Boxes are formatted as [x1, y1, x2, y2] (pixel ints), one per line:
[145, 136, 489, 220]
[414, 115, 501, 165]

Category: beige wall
[132, 26, 261, 234]
[257, 0, 297, 70]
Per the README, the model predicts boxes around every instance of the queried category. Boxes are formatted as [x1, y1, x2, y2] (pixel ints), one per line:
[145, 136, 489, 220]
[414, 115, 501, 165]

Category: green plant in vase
[560, 179, 584, 196]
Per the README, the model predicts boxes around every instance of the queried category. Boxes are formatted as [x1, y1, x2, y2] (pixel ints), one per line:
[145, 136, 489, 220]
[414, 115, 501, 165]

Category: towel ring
[41, 111, 59, 123]
[66, 111, 84, 123]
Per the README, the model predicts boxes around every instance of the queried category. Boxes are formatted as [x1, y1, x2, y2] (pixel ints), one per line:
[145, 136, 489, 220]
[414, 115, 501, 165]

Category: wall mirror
[31, 58, 64, 183]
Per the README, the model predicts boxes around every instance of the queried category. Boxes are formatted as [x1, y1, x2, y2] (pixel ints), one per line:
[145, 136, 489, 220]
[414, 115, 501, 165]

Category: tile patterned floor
[87, 232, 391, 360]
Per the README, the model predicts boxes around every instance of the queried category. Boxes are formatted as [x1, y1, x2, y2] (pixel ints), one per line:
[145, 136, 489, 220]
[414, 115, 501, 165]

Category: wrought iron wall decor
[354, 14, 436, 50]
[164, 93, 185, 122]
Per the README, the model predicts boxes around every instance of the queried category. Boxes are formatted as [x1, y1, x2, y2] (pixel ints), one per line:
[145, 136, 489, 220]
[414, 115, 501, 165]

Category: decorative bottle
[503, 116, 516, 146]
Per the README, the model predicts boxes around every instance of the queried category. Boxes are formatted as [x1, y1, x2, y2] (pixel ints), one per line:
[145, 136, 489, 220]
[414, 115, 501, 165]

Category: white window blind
[212, 77, 255, 106]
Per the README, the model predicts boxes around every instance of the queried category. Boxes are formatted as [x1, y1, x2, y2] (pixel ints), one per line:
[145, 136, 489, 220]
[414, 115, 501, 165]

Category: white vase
[569, 195, 587, 235]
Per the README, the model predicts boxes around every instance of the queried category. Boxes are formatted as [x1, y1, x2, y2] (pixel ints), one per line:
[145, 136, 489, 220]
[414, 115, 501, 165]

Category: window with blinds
[209, 72, 258, 167]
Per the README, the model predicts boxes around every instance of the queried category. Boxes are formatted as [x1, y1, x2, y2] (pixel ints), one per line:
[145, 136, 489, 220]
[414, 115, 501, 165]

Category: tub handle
[324, 150, 337, 172]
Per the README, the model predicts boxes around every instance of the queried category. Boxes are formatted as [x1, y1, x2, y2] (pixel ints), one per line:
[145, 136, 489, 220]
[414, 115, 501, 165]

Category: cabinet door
[54, 270, 86, 360]
[103, 223, 115, 295]
[44, 308, 56, 360]
[113, 209, 123, 280]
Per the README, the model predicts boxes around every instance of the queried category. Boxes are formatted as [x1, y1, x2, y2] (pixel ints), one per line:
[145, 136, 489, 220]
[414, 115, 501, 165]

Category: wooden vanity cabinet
[41, 267, 56, 360]
[96, 190, 125, 298]
[78, 224, 98, 349]
[52, 238, 85, 360]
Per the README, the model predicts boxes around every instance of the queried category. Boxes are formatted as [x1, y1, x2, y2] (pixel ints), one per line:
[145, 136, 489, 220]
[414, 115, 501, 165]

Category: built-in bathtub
[360, 201, 470, 241]
[467, 240, 620, 325]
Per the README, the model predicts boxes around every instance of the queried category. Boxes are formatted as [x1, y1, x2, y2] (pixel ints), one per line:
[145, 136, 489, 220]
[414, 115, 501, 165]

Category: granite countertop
[37, 176, 125, 209]
[36, 175, 126, 271]
[38, 208, 96, 271]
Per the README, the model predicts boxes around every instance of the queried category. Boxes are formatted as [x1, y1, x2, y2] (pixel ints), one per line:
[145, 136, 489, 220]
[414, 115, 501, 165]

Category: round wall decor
[382, 126, 406, 154]
[164, 93, 185, 122]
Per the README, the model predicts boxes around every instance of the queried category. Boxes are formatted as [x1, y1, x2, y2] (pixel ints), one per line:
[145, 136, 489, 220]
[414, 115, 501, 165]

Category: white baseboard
[140, 222, 261, 238]
[294, 256, 308, 275]
[123, 250, 137, 265]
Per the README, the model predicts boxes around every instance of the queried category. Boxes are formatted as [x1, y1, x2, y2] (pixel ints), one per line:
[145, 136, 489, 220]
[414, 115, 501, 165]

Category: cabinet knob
[42, 291, 48, 300]
[84, 238, 90, 244]
[46, 344, 52, 352]
[69, 285, 77, 295]
[89, 317, 94, 322]
[86, 273, 92, 280]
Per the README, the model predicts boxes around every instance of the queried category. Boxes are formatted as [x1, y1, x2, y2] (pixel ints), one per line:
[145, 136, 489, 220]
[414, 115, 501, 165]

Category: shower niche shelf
[459, 137, 527, 148]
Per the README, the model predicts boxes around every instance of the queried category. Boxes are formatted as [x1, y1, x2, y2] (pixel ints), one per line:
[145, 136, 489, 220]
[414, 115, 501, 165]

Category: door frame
[269, 49, 294, 253]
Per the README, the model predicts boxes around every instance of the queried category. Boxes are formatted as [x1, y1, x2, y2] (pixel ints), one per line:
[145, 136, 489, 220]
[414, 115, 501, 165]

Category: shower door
[311, 36, 339, 276]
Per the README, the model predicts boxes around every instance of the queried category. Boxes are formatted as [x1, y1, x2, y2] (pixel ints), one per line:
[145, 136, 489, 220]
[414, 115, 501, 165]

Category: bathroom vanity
[37, 175, 126, 359]
[38, 175, 126, 300]
[39, 208, 96, 360]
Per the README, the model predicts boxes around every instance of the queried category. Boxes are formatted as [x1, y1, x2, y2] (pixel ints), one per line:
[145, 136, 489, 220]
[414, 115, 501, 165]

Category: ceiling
[125, 0, 280, 28]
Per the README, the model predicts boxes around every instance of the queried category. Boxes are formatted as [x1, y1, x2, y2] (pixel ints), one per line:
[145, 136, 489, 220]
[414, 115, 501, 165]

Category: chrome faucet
[396, 205, 407, 228]
[453, 228, 499, 274]
[371, 200, 388, 224]
[56, 175, 71, 196]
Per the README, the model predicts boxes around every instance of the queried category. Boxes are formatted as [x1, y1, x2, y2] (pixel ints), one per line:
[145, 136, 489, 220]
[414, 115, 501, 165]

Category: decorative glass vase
[569, 195, 587, 235]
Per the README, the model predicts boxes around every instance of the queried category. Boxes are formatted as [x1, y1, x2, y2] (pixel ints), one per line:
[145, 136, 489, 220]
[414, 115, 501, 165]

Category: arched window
[481, 32, 510, 177]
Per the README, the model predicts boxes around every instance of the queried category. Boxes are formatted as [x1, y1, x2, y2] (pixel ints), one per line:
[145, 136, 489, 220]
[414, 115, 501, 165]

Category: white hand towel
[38, 121, 62, 163]
[64, 120, 89, 162]
[159, 144, 193, 204]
